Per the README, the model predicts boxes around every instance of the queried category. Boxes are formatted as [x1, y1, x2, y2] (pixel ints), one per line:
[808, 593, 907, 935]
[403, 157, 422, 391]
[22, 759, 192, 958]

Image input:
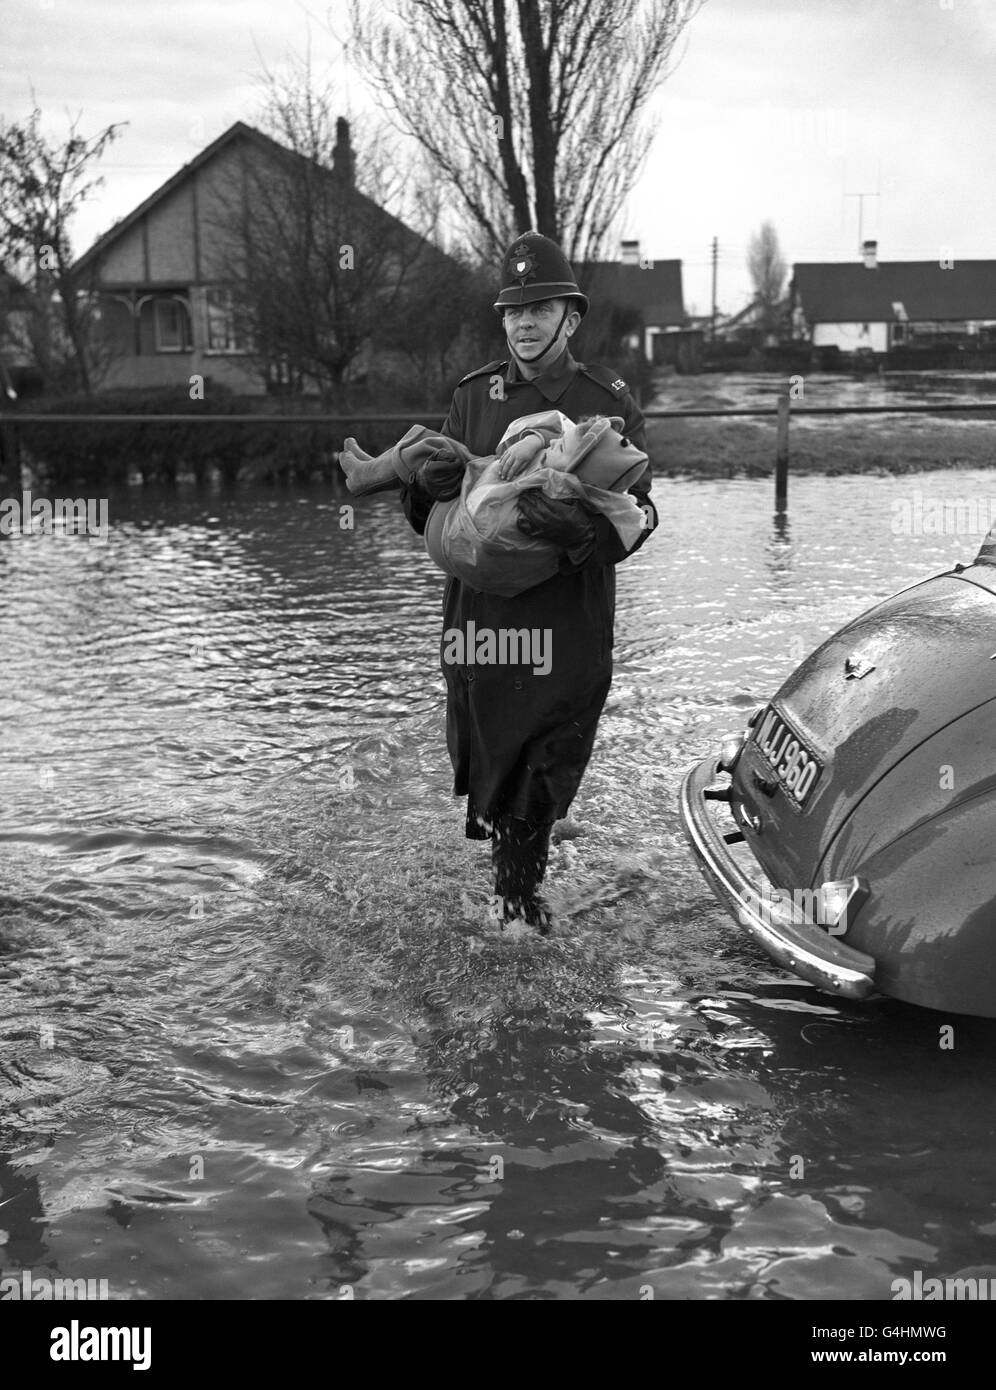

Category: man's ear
[563, 308, 582, 339]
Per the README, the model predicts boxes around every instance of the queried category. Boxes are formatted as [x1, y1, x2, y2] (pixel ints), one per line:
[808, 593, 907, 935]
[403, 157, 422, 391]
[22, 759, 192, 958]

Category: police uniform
[401, 233, 659, 925]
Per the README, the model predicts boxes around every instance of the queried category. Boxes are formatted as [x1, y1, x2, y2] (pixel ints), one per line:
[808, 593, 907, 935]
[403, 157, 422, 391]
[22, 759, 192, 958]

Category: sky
[3, 0, 995, 317]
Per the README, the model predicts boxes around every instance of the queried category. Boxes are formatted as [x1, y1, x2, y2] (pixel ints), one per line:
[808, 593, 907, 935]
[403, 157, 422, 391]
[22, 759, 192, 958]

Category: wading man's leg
[492, 814, 554, 933]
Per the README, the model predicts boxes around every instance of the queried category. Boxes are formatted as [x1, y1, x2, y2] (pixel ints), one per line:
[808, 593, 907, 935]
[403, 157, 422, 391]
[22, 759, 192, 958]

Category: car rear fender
[833, 789, 996, 1016]
[819, 698, 996, 881]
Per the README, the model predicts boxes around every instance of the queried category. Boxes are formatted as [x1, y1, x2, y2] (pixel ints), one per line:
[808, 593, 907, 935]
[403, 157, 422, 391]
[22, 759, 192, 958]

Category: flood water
[3, 466, 996, 1301]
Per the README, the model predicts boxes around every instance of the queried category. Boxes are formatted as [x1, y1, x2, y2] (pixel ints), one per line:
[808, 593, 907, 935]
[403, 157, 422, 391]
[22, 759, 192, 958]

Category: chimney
[333, 117, 354, 185]
[862, 239, 878, 269]
[621, 238, 640, 266]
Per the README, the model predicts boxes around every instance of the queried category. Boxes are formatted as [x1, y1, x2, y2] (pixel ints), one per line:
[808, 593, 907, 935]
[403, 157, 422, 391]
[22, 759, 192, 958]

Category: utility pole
[710, 236, 718, 341]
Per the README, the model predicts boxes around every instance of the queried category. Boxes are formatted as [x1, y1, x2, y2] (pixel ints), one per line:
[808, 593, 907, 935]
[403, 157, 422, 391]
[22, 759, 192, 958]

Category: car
[679, 533, 996, 1017]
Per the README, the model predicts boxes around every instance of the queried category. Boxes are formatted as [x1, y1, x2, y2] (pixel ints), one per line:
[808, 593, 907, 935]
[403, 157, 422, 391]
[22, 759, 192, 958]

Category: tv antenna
[843, 191, 880, 250]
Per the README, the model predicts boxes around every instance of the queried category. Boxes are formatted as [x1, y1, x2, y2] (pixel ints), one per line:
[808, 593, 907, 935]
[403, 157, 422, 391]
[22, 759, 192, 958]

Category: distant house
[70, 120, 448, 396]
[690, 297, 779, 346]
[581, 242, 699, 369]
[791, 242, 996, 356]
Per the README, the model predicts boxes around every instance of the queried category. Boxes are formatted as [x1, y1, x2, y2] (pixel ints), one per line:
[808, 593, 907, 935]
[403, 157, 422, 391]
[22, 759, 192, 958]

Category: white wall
[812, 321, 889, 353]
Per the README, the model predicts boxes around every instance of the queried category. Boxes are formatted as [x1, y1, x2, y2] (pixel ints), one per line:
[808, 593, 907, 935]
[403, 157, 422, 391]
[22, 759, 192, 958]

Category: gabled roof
[792, 260, 996, 323]
[580, 260, 685, 327]
[71, 121, 438, 279]
[721, 296, 764, 330]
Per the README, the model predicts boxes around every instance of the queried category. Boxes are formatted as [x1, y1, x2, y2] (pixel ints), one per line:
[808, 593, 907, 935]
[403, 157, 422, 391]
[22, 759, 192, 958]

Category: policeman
[401, 230, 658, 931]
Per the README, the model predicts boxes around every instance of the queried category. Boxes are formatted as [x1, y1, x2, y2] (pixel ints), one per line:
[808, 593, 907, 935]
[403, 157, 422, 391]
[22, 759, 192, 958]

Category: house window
[205, 289, 250, 353]
[265, 357, 305, 395]
[154, 298, 190, 352]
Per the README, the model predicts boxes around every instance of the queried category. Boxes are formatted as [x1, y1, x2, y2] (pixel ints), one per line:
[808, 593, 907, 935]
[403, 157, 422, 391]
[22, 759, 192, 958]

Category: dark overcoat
[401, 347, 658, 837]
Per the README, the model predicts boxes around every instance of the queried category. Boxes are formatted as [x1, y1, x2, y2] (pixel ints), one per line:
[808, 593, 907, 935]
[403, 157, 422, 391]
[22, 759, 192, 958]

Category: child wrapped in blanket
[339, 410, 649, 598]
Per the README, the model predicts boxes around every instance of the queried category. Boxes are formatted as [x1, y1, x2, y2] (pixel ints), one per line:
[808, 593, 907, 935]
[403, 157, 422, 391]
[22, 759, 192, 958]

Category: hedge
[10, 386, 438, 489]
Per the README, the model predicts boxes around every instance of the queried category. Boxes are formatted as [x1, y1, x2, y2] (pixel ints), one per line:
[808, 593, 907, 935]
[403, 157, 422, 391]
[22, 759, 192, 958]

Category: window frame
[204, 288, 251, 355]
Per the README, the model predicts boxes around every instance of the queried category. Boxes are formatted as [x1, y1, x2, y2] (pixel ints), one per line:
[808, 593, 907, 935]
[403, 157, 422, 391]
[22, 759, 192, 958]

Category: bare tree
[372, 247, 487, 405]
[347, 0, 703, 266]
[209, 56, 461, 401]
[747, 220, 788, 336]
[0, 105, 125, 393]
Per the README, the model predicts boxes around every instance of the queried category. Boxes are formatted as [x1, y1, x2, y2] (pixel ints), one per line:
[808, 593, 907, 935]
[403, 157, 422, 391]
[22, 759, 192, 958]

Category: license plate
[750, 706, 823, 806]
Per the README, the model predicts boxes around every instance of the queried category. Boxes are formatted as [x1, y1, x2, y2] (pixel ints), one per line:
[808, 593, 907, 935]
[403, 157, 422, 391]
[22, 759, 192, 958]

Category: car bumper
[679, 754, 877, 1000]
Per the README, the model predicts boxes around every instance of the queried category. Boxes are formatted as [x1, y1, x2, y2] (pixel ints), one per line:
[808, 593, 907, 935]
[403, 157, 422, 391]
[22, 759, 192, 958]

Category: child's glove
[516, 492, 596, 562]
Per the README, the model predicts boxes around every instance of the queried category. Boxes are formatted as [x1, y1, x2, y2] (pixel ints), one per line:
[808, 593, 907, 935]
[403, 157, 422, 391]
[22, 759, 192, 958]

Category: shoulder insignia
[578, 362, 630, 398]
[456, 359, 508, 387]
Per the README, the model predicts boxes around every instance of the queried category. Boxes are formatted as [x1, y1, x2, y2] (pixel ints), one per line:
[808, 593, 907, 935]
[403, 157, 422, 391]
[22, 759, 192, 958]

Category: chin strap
[509, 302, 571, 371]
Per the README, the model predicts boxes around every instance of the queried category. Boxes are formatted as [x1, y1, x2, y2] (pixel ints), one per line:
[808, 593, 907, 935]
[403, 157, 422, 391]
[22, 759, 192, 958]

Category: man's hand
[516, 491, 596, 559]
[419, 451, 465, 501]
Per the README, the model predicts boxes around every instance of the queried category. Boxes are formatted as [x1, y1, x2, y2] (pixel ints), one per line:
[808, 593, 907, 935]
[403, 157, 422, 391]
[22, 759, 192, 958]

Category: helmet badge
[510, 248, 535, 282]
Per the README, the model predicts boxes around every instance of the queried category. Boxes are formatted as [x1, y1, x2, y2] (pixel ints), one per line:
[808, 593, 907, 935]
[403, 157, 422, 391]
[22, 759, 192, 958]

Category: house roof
[0, 266, 33, 306]
[793, 260, 996, 323]
[580, 260, 685, 327]
[71, 120, 443, 280]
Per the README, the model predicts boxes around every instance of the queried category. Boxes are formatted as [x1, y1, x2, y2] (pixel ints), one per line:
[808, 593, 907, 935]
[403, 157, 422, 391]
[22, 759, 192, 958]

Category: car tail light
[718, 705, 767, 774]
[718, 733, 745, 773]
[820, 877, 870, 936]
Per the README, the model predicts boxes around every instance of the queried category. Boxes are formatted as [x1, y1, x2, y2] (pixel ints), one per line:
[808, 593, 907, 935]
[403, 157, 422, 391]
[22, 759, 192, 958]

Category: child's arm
[493, 431, 548, 481]
[492, 411, 571, 481]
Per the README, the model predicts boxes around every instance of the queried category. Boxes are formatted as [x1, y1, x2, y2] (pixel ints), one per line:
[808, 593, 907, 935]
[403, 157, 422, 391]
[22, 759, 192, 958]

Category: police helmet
[493, 231, 589, 318]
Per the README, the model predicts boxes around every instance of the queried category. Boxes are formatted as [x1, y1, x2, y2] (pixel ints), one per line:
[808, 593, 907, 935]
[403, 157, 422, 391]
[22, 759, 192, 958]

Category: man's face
[503, 297, 580, 363]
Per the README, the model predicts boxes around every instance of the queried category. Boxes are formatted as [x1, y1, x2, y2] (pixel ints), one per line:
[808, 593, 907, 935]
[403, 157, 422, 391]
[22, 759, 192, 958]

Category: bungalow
[791, 242, 996, 356]
[582, 242, 698, 369]
[70, 120, 446, 395]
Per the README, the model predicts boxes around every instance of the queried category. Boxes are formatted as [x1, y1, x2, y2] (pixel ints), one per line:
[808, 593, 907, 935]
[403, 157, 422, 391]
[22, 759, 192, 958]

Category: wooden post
[0, 413, 21, 494]
[775, 392, 790, 511]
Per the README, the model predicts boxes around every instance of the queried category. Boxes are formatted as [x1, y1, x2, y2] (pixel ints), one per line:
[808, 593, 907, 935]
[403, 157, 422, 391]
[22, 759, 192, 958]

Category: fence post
[0, 414, 21, 494]
[775, 392, 790, 510]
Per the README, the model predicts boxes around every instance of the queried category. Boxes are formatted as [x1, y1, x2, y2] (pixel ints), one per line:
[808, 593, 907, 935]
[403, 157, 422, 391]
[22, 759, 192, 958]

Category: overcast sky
[4, 0, 995, 316]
